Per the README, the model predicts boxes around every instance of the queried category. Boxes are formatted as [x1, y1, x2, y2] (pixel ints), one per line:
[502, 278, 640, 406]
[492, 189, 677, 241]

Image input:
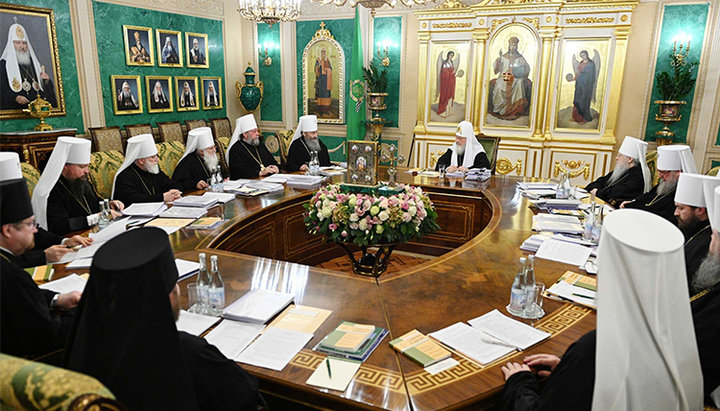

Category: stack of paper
[204, 320, 266, 359]
[390, 329, 451, 367]
[467, 309, 550, 350]
[320, 166, 346, 177]
[244, 182, 284, 194]
[520, 234, 550, 252]
[429, 322, 515, 365]
[532, 214, 583, 234]
[176, 310, 220, 336]
[223, 289, 294, 323]
[524, 189, 558, 198]
[158, 207, 207, 219]
[222, 179, 252, 191]
[465, 168, 491, 181]
[535, 239, 592, 266]
[517, 182, 558, 191]
[262, 174, 288, 184]
[201, 191, 236, 203]
[285, 175, 325, 189]
[537, 199, 582, 209]
[236, 327, 313, 371]
[173, 195, 218, 208]
[544, 271, 597, 309]
[230, 186, 268, 196]
[122, 202, 168, 217]
[39, 274, 88, 294]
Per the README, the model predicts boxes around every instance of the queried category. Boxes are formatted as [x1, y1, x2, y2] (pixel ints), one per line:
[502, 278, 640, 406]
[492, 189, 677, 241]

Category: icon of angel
[434, 50, 465, 118]
[566, 49, 601, 125]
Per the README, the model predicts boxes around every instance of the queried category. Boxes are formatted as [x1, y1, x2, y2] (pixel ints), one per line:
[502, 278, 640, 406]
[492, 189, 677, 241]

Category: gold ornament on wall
[496, 157, 522, 176]
[554, 160, 590, 180]
[523, 17, 540, 30]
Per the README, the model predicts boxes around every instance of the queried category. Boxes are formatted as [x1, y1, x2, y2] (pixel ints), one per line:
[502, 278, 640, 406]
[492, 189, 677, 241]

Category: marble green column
[257, 23, 281, 122]
[372, 16, 401, 129]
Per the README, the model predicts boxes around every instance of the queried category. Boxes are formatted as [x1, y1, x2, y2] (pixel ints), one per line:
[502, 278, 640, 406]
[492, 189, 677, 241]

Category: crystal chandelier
[238, 0, 301, 27]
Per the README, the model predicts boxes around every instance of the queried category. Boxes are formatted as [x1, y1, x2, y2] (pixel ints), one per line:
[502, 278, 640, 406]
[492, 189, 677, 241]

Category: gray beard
[455, 145, 465, 156]
[657, 177, 678, 196]
[305, 137, 321, 152]
[145, 162, 160, 175]
[122, 90, 132, 99]
[245, 137, 259, 147]
[202, 153, 219, 171]
[608, 163, 631, 185]
[693, 253, 720, 294]
[16, 50, 31, 66]
[68, 176, 93, 200]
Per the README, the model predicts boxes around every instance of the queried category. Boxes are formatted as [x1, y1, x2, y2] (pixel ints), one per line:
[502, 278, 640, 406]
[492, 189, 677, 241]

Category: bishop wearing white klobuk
[623, 144, 697, 222]
[172, 127, 223, 191]
[585, 137, 650, 207]
[434, 121, 491, 172]
[226, 114, 278, 179]
[112, 134, 179, 206]
[285, 115, 331, 172]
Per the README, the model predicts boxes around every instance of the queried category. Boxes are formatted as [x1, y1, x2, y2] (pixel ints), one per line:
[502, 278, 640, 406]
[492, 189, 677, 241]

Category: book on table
[222, 289, 294, 324]
[185, 217, 224, 230]
[172, 195, 218, 208]
[315, 321, 389, 362]
[390, 329, 451, 368]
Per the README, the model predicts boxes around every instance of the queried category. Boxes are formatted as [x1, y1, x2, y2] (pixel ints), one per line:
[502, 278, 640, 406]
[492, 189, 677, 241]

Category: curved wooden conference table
[58, 169, 596, 410]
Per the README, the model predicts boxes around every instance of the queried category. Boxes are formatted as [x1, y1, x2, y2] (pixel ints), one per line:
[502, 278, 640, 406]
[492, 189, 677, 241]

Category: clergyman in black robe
[47, 176, 102, 235]
[285, 137, 332, 172]
[66, 227, 260, 410]
[622, 172, 679, 224]
[229, 139, 278, 179]
[113, 163, 180, 206]
[434, 149, 491, 171]
[585, 165, 644, 207]
[676, 205, 712, 292]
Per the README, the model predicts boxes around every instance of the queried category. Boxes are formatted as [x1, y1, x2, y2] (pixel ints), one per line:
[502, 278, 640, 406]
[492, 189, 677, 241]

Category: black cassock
[285, 138, 332, 172]
[692, 283, 720, 404]
[113, 163, 178, 206]
[0, 249, 74, 358]
[178, 332, 260, 410]
[46, 176, 101, 235]
[228, 139, 279, 179]
[435, 149, 491, 171]
[16, 227, 63, 268]
[585, 165, 644, 207]
[623, 185, 677, 224]
[501, 330, 596, 411]
[173, 152, 212, 192]
[683, 221, 711, 291]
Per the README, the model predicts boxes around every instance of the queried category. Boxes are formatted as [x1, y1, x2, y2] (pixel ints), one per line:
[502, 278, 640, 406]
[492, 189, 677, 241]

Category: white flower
[321, 207, 332, 218]
[359, 219, 368, 230]
[376, 225, 384, 234]
[378, 211, 389, 221]
[349, 213, 359, 222]
[408, 206, 417, 216]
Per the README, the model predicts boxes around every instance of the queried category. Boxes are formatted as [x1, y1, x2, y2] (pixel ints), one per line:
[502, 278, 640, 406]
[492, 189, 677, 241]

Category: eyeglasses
[15, 221, 39, 229]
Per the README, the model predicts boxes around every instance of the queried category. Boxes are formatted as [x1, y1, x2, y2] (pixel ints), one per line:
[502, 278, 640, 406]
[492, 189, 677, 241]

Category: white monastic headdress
[657, 145, 697, 173]
[226, 114, 258, 167]
[31, 137, 92, 230]
[0, 152, 22, 181]
[618, 136, 651, 193]
[450, 121, 485, 169]
[111, 134, 157, 198]
[593, 209, 702, 411]
[292, 115, 319, 143]
[675, 173, 720, 209]
[1, 24, 44, 93]
[181, 127, 215, 162]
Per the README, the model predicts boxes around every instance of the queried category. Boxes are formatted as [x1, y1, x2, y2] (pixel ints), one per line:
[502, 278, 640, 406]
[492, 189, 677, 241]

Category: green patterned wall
[372, 16, 401, 129]
[644, 3, 709, 143]
[2, 0, 83, 132]
[257, 23, 281, 122]
[92, 1, 225, 129]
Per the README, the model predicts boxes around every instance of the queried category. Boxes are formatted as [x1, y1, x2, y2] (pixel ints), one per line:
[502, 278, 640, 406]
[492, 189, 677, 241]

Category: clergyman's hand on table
[65, 235, 93, 247]
[523, 353, 561, 378]
[501, 362, 531, 380]
[44, 245, 70, 263]
[163, 189, 182, 202]
[56, 291, 82, 309]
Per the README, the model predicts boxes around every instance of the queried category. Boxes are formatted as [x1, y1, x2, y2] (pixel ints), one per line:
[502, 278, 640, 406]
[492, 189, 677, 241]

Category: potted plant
[362, 59, 388, 115]
[653, 48, 698, 144]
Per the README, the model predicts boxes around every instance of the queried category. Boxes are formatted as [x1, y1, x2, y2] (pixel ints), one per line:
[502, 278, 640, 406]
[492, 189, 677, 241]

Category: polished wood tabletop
[53, 169, 596, 410]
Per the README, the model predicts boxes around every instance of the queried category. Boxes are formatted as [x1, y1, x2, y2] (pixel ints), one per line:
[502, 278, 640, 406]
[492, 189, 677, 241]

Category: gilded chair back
[88, 127, 123, 153]
[209, 117, 232, 140]
[157, 121, 184, 144]
[124, 123, 153, 138]
[706, 166, 720, 177]
[21, 162, 41, 197]
[476, 134, 501, 173]
[270, 129, 294, 166]
[645, 150, 658, 186]
[185, 119, 207, 131]
[213, 138, 230, 177]
[0, 353, 124, 411]
[88, 150, 124, 199]
[216, 137, 230, 152]
[156, 141, 185, 176]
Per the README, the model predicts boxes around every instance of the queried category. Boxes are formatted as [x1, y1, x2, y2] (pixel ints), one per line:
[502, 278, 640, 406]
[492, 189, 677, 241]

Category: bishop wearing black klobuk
[31, 137, 124, 236]
[623, 144, 697, 223]
[173, 127, 224, 192]
[112, 133, 181, 206]
[285, 114, 331, 172]
[65, 227, 259, 410]
[435, 121, 491, 172]
[226, 113, 278, 179]
[501, 209, 703, 411]
[585, 136, 650, 207]
[0, 152, 80, 359]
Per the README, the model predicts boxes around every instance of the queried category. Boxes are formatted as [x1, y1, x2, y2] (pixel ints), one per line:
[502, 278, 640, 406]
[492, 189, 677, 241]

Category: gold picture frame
[185, 32, 208, 68]
[427, 41, 470, 125]
[346, 140, 379, 186]
[156, 29, 182, 68]
[0, 3, 66, 119]
[302, 22, 345, 124]
[201, 77, 222, 110]
[111, 75, 143, 115]
[123, 25, 154, 66]
[175, 76, 199, 111]
[146, 75, 173, 113]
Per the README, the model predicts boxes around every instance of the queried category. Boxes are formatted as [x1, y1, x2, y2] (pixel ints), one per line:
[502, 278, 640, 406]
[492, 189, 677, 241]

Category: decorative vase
[654, 100, 686, 145]
[235, 63, 264, 113]
[367, 92, 388, 118]
[22, 96, 53, 131]
[336, 242, 397, 277]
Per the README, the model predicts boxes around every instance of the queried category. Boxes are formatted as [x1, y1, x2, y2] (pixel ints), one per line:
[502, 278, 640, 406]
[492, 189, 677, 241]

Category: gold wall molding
[565, 17, 615, 24]
[490, 17, 508, 32]
[97, 0, 224, 17]
[554, 160, 590, 179]
[432, 22, 473, 28]
[438, 0, 468, 9]
[496, 157, 523, 176]
[523, 16, 540, 30]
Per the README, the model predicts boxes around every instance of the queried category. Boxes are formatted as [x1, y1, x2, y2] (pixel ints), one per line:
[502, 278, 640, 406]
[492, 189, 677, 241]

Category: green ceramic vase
[235, 63, 264, 113]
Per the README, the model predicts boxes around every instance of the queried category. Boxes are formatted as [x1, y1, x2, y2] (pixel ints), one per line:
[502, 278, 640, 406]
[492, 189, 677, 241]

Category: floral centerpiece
[304, 184, 439, 276]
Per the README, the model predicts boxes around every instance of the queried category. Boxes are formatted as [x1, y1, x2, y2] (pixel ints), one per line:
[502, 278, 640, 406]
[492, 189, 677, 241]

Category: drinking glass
[523, 282, 546, 319]
[438, 164, 446, 180]
[187, 283, 203, 314]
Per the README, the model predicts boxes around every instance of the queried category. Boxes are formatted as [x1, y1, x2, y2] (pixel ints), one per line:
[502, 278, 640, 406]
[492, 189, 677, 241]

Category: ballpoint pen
[326, 357, 332, 379]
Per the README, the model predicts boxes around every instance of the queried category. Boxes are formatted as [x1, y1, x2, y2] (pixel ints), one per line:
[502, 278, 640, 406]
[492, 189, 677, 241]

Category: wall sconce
[258, 42, 275, 66]
[376, 39, 394, 67]
[671, 32, 692, 67]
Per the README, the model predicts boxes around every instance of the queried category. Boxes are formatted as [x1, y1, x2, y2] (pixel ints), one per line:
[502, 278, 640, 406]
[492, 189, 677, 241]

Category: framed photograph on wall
[0, 3, 66, 119]
[156, 29, 182, 67]
[185, 32, 208, 68]
[123, 25, 154, 66]
[111, 75, 142, 115]
[201, 77, 222, 110]
[175, 76, 198, 111]
[146, 75, 173, 113]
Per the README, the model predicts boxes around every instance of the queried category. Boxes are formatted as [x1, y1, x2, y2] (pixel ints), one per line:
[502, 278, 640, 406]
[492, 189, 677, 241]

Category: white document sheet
[158, 207, 207, 219]
[39, 274, 87, 294]
[65, 258, 92, 269]
[172, 195, 218, 208]
[262, 175, 288, 184]
[122, 202, 167, 216]
[468, 309, 550, 350]
[306, 357, 362, 392]
[89, 217, 129, 243]
[58, 241, 103, 263]
[204, 320, 265, 360]
[223, 289, 294, 324]
[222, 179, 252, 191]
[236, 327, 313, 371]
[176, 310, 220, 336]
[425, 358, 459, 375]
[201, 191, 236, 203]
[429, 322, 516, 366]
[175, 259, 199, 281]
[535, 239, 592, 266]
[546, 281, 597, 309]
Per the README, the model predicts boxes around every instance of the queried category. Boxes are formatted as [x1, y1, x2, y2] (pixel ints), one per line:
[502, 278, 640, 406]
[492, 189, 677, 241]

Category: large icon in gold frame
[554, 39, 609, 131]
[302, 22, 345, 124]
[427, 41, 470, 124]
[484, 24, 538, 129]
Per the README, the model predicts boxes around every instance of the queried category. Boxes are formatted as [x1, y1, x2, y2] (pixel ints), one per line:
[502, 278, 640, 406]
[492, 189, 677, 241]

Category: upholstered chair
[185, 119, 207, 132]
[157, 121, 184, 144]
[88, 127, 123, 153]
[21, 162, 41, 197]
[88, 150, 124, 199]
[156, 141, 185, 177]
